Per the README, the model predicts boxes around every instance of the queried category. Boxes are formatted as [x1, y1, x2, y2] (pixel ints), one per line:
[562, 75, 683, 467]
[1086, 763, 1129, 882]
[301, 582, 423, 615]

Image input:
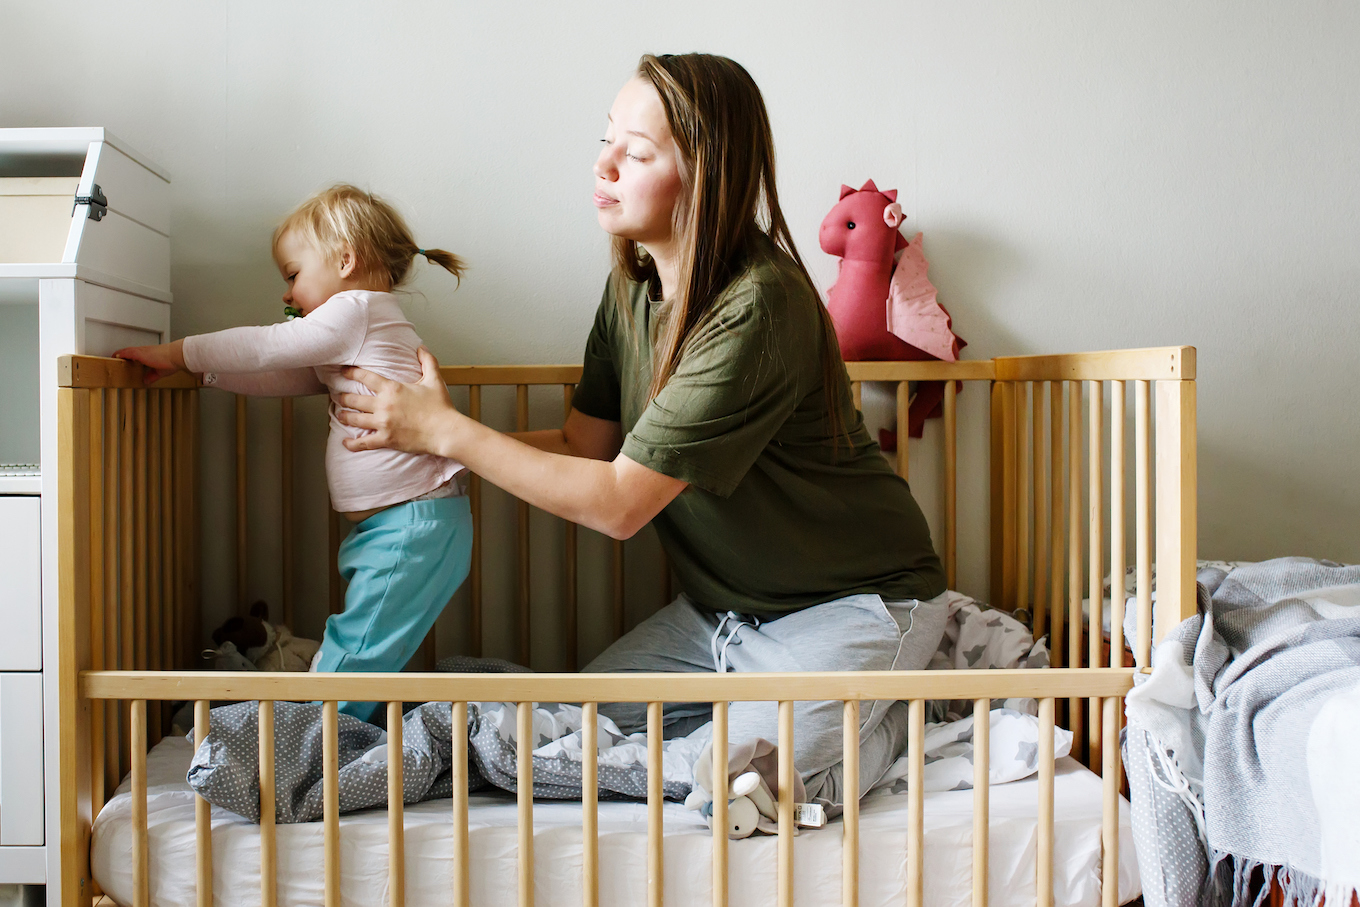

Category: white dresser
[0, 128, 171, 905]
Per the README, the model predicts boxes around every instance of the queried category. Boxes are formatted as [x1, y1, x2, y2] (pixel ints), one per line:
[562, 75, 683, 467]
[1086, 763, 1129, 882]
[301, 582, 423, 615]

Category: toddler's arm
[113, 339, 327, 396]
[181, 296, 367, 375]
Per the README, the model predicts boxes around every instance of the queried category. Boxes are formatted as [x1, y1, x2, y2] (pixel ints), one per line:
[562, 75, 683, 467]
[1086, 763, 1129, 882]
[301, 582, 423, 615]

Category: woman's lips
[593, 192, 619, 208]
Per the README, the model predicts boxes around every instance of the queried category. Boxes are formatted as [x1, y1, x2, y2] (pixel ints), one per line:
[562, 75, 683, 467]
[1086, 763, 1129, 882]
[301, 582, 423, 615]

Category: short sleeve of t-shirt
[620, 285, 804, 498]
[570, 285, 623, 422]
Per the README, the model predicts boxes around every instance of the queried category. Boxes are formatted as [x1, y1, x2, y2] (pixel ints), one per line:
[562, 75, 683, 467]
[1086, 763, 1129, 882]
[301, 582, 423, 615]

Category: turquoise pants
[315, 496, 473, 722]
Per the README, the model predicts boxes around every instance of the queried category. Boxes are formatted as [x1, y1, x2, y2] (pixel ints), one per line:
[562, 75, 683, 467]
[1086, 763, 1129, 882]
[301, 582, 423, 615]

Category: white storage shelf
[0, 127, 174, 900]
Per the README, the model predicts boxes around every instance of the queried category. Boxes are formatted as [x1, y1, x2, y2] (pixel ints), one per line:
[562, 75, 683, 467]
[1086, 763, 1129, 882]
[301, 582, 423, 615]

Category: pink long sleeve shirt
[182, 290, 463, 512]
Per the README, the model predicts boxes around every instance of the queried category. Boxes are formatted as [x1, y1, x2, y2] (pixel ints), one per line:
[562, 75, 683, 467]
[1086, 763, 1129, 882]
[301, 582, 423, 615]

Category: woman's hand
[113, 339, 186, 385]
[337, 347, 462, 456]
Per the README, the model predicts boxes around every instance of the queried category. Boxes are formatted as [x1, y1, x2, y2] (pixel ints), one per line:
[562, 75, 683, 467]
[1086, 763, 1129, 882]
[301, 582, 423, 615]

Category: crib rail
[83, 668, 1133, 907]
[212, 346, 1193, 676]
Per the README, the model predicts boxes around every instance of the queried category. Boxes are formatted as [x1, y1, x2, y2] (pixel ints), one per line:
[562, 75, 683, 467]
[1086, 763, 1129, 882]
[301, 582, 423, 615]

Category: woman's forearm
[442, 413, 670, 539]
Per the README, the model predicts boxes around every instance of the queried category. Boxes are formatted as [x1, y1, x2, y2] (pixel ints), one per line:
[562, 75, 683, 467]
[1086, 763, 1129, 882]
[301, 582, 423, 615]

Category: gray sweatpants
[583, 591, 948, 809]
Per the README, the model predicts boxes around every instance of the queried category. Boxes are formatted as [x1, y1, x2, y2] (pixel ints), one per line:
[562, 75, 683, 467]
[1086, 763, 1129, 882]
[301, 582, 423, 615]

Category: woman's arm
[337, 349, 683, 539]
[511, 409, 624, 460]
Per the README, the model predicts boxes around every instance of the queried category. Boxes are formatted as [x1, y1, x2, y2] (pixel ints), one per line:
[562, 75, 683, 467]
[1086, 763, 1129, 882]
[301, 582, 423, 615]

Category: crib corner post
[1155, 378, 1198, 643]
[57, 385, 96, 907]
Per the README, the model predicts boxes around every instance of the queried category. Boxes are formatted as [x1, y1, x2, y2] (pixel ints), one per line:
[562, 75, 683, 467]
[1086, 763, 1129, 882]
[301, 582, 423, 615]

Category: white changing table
[0, 128, 172, 906]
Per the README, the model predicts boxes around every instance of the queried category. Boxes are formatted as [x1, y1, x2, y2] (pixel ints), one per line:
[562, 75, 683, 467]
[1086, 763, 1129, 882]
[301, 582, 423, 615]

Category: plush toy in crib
[819, 179, 965, 448]
[204, 600, 320, 672]
[685, 739, 814, 838]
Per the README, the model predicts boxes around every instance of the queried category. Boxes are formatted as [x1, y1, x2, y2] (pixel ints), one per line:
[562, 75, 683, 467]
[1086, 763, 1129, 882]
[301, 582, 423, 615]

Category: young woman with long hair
[337, 53, 947, 816]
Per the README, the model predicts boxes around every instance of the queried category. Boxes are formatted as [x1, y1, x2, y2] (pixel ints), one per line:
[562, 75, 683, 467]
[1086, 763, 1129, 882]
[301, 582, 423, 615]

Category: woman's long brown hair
[612, 53, 847, 443]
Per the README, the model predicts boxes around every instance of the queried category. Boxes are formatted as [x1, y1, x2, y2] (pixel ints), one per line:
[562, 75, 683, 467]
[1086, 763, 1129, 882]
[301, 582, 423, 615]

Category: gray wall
[4, 1, 1357, 662]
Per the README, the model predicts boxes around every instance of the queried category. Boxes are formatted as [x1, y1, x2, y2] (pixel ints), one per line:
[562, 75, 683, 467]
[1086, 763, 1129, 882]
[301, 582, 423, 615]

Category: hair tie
[416, 248, 427, 257]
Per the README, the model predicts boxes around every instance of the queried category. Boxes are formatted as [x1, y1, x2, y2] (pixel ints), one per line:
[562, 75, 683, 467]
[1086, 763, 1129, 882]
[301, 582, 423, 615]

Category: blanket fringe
[1208, 851, 1356, 907]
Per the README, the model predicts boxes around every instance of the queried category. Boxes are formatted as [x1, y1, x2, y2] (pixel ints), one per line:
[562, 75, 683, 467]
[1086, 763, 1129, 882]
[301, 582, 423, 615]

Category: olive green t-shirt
[571, 242, 946, 614]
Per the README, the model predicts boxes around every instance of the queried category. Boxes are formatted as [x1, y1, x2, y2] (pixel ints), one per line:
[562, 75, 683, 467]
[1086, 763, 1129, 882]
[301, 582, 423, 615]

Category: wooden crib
[52, 346, 1197, 907]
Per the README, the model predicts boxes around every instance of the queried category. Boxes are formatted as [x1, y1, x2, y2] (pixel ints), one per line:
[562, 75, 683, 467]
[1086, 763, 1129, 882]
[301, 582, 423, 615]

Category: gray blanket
[186, 657, 702, 823]
[1123, 557, 1360, 907]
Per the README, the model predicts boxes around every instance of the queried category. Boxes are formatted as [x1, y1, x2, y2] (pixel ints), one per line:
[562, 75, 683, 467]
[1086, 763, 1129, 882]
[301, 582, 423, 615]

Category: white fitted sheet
[92, 738, 1140, 907]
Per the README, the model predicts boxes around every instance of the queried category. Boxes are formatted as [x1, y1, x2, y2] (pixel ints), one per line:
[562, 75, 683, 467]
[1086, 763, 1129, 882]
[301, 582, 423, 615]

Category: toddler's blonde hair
[273, 184, 464, 288]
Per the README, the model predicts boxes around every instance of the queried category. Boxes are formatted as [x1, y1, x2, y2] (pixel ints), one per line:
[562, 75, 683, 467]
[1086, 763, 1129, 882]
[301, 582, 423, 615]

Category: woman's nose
[593, 149, 617, 181]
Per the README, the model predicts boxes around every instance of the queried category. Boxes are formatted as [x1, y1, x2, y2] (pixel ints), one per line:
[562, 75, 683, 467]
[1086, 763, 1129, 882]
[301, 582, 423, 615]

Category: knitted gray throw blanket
[1123, 558, 1360, 907]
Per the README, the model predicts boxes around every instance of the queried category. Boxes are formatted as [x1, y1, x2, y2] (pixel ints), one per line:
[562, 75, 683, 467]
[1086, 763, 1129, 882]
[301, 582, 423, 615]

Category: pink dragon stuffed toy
[820, 179, 964, 446]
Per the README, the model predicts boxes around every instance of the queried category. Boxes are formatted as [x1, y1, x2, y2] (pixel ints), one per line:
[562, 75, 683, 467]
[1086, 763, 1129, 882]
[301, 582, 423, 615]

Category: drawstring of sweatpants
[709, 611, 761, 673]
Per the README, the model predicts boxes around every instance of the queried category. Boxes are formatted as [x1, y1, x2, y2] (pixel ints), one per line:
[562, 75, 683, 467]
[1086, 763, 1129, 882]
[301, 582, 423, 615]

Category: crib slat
[160, 392, 175, 674]
[119, 391, 133, 783]
[582, 701, 599, 907]
[612, 539, 625, 640]
[842, 699, 860, 907]
[1037, 698, 1055, 907]
[999, 382, 1017, 610]
[711, 700, 728, 907]
[260, 700, 277, 907]
[104, 392, 120, 795]
[989, 382, 1004, 601]
[648, 701, 664, 907]
[148, 391, 163, 740]
[88, 390, 106, 812]
[1067, 383, 1082, 737]
[281, 397, 294, 629]
[907, 698, 925, 907]
[517, 384, 532, 665]
[943, 379, 958, 588]
[778, 700, 795, 907]
[452, 701, 471, 907]
[389, 701, 406, 907]
[235, 394, 247, 611]
[468, 385, 483, 657]
[1089, 381, 1104, 764]
[1134, 381, 1152, 668]
[973, 698, 989, 907]
[518, 701, 535, 907]
[1049, 382, 1064, 668]
[1017, 382, 1031, 619]
[1101, 697, 1120, 907]
[1033, 384, 1049, 640]
[194, 700, 213, 907]
[563, 385, 579, 671]
[188, 390, 202, 660]
[896, 380, 910, 481]
[134, 391, 148, 681]
[323, 700, 340, 907]
[1110, 381, 1127, 665]
[132, 699, 149, 907]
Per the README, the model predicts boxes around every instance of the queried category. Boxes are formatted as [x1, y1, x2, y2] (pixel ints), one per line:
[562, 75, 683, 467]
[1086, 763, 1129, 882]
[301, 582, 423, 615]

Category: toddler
[116, 184, 470, 722]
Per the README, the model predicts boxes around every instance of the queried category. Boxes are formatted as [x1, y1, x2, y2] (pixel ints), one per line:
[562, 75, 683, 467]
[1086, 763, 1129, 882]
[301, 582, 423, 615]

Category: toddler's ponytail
[414, 247, 466, 286]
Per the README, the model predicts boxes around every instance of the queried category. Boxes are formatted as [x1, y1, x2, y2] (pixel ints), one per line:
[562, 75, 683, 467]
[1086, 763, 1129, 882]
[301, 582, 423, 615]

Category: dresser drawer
[0, 673, 44, 845]
[0, 497, 40, 671]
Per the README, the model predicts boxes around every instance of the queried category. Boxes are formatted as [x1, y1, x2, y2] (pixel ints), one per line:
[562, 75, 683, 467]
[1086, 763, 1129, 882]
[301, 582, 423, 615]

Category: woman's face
[593, 78, 684, 248]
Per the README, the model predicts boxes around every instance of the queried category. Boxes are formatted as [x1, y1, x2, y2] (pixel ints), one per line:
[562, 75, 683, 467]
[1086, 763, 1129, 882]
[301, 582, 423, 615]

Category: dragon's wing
[887, 233, 962, 362]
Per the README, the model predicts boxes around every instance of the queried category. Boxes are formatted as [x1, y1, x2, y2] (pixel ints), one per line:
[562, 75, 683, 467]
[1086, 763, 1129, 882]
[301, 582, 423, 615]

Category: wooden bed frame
[53, 346, 1197, 907]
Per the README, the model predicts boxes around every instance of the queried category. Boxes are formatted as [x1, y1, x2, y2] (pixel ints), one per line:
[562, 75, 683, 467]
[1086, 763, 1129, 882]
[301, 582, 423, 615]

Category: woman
[337, 53, 948, 811]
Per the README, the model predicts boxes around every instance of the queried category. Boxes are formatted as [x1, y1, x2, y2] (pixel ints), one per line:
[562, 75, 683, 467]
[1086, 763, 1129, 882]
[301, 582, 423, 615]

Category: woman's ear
[338, 245, 358, 279]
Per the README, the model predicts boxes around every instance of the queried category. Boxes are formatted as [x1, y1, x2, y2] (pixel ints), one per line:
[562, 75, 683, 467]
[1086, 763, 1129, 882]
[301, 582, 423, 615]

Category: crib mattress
[92, 737, 1140, 907]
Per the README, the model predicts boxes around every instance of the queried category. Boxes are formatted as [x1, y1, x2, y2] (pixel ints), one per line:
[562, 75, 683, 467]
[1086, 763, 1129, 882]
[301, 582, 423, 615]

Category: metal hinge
[73, 183, 108, 221]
